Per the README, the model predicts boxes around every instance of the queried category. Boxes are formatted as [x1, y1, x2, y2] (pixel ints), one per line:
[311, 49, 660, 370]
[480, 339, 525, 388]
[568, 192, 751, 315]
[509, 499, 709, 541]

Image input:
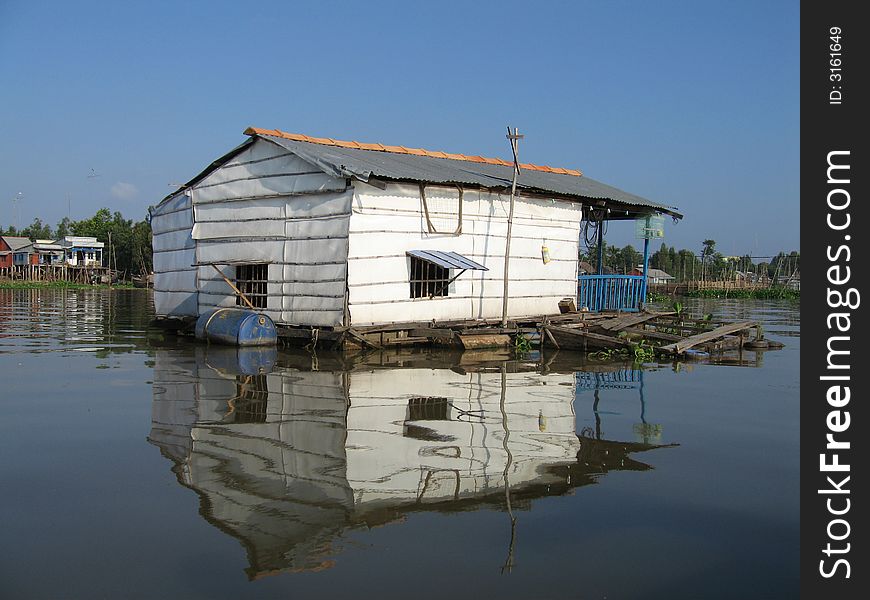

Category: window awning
[407, 250, 488, 271]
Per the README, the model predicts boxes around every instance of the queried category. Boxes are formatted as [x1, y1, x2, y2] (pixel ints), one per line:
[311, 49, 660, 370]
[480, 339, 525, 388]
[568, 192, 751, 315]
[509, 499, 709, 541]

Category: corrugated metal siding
[346, 181, 581, 325]
[190, 139, 351, 326]
[151, 192, 198, 316]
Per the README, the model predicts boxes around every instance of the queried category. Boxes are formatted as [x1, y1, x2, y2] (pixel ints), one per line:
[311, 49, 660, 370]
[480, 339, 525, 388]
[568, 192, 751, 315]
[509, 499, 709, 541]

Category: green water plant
[589, 340, 657, 363]
[514, 333, 533, 354]
[630, 340, 657, 362]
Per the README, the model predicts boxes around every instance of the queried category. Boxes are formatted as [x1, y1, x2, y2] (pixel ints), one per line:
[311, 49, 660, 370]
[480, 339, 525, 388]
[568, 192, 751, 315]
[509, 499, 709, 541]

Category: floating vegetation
[588, 339, 657, 363]
[684, 287, 799, 300]
[0, 280, 135, 290]
[646, 291, 671, 303]
[514, 333, 533, 355]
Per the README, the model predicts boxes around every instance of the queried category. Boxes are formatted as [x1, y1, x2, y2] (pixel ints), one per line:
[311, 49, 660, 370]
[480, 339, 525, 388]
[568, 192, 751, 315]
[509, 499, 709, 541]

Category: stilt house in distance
[151, 127, 681, 335]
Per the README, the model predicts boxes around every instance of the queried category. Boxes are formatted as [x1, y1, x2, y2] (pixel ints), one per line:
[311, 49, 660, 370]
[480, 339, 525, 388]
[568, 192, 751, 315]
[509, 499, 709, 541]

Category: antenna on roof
[11, 191, 23, 232]
[501, 127, 524, 327]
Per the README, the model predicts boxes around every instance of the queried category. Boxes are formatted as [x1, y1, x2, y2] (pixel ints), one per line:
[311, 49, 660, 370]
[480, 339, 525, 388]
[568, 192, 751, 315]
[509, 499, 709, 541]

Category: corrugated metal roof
[244, 127, 583, 175]
[407, 250, 488, 271]
[253, 131, 681, 220]
[647, 268, 675, 279]
[1, 236, 33, 251]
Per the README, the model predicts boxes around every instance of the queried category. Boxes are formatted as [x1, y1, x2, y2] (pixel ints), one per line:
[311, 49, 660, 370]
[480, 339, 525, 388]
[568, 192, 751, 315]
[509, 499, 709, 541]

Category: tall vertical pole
[501, 127, 523, 327]
[596, 218, 604, 275]
[641, 235, 650, 308]
[13, 192, 23, 232]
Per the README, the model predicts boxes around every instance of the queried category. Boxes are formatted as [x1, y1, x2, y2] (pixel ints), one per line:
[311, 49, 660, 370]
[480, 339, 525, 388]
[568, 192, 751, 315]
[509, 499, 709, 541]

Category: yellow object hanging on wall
[541, 242, 550, 264]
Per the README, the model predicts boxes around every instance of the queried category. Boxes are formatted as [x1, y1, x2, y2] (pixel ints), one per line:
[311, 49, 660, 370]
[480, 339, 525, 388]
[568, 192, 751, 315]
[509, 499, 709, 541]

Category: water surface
[0, 289, 799, 599]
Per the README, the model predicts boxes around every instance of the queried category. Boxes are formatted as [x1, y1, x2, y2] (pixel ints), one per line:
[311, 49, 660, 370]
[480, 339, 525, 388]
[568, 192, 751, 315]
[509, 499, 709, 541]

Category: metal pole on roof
[501, 127, 523, 327]
[12, 192, 23, 232]
[641, 235, 650, 308]
[596, 217, 604, 275]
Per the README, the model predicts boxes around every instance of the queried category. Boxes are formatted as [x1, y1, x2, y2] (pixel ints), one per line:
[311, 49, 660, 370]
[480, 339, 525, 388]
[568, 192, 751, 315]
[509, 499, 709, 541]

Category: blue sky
[0, 0, 799, 257]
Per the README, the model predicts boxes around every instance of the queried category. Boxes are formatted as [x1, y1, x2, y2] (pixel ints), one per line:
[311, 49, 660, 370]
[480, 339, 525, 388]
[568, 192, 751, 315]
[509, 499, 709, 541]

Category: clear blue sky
[0, 0, 799, 257]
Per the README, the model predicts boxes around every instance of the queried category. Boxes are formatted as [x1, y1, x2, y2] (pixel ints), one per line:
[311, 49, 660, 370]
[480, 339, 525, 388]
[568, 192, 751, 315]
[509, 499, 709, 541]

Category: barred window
[235, 264, 268, 309]
[410, 256, 449, 299]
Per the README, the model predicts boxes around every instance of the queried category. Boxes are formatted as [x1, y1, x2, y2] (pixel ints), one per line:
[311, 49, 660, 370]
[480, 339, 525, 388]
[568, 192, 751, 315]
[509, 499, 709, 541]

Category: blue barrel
[195, 308, 278, 346]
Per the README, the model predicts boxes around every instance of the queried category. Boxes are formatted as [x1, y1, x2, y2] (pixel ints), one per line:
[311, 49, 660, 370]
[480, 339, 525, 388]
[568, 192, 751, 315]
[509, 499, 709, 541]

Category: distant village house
[629, 266, 675, 284]
[1, 235, 104, 269]
[59, 236, 105, 267]
[0, 236, 31, 268]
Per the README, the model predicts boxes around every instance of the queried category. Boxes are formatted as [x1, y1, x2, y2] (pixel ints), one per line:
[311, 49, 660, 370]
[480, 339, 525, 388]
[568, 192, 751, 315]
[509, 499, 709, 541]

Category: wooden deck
[153, 309, 780, 358]
[542, 312, 771, 357]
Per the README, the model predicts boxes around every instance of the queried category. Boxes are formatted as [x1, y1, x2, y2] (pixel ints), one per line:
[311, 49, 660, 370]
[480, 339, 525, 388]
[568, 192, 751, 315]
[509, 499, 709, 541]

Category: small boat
[132, 273, 154, 288]
[544, 324, 632, 352]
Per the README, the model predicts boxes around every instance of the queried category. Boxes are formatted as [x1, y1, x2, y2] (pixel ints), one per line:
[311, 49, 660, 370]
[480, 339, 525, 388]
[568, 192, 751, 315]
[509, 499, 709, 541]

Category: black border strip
[801, 2, 866, 597]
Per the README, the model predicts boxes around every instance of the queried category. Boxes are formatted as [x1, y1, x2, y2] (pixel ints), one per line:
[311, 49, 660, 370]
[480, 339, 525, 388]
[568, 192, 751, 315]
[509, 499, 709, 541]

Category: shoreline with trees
[4, 213, 798, 299]
[581, 239, 800, 287]
[1, 208, 152, 282]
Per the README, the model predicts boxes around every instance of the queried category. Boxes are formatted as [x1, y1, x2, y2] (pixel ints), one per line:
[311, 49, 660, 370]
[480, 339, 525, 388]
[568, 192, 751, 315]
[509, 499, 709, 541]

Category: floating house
[630, 266, 675, 284]
[151, 128, 681, 338]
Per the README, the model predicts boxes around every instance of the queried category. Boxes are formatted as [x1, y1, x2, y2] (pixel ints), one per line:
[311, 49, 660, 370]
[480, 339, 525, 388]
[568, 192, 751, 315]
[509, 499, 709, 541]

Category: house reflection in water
[149, 348, 675, 579]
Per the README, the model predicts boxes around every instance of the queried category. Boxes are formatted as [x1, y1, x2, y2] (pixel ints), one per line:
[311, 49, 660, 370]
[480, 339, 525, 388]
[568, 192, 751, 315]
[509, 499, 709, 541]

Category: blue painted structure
[640, 237, 651, 307]
[195, 308, 278, 346]
[577, 274, 645, 312]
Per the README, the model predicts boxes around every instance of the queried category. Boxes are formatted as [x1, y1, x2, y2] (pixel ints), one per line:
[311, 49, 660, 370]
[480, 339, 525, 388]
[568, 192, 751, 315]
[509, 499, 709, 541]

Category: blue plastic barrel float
[195, 308, 278, 346]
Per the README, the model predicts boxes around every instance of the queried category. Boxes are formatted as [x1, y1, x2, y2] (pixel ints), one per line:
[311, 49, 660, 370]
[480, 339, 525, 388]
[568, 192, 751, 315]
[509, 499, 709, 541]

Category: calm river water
[0, 289, 799, 599]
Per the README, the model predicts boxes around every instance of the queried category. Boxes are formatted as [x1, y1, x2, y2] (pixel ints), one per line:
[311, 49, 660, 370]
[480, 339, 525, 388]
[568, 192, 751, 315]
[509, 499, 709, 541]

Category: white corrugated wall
[151, 191, 197, 316]
[346, 181, 582, 325]
[190, 139, 351, 327]
[154, 138, 582, 328]
[152, 138, 352, 326]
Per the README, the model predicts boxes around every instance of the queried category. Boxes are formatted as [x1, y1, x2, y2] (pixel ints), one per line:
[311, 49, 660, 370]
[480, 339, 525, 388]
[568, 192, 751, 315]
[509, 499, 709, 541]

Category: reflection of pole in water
[593, 386, 602, 440]
[499, 365, 517, 575]
[633, 369, 662, 444]
[639, 369, 646, 424]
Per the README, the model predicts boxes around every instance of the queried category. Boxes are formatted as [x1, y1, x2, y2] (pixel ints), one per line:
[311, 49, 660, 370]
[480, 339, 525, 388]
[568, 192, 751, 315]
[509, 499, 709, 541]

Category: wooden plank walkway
[157, 308, 772, 357]
[596, 311, 674, 332]
[659, 321, 757, 355]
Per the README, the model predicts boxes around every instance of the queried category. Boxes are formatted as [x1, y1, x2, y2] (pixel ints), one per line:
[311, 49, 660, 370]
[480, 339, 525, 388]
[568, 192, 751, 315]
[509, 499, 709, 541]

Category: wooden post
[501, 127, 523, 327]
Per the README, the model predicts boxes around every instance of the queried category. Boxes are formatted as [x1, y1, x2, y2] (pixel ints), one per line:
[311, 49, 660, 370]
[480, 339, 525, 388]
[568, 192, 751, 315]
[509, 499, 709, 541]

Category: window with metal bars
[409, 256, 449, 298]
[235, 263, 268, 309]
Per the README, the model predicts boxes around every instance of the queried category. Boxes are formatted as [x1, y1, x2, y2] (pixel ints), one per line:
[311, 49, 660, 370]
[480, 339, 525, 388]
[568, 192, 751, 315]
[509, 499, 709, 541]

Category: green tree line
[581, 240, 800, 282]
[1, 209, 152, 276]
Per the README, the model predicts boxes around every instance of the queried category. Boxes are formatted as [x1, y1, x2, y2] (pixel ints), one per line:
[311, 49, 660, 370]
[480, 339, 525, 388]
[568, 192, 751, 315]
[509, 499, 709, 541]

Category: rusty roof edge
[244, 126, 583, 177]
